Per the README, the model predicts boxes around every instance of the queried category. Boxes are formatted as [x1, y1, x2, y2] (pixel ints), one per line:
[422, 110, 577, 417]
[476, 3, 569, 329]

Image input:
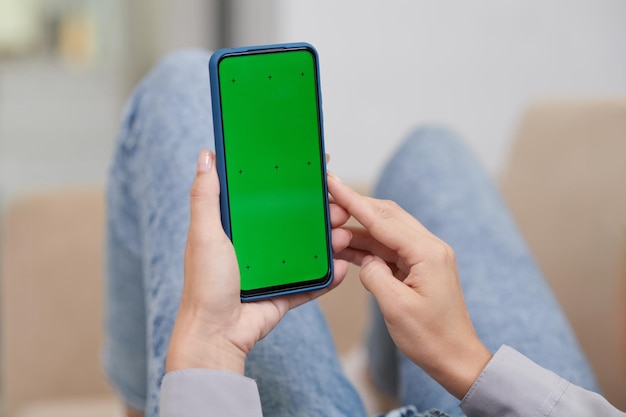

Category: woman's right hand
[327, 173, 492, 399]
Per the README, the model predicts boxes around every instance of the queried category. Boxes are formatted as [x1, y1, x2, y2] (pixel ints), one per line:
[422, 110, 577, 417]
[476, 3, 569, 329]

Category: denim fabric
[103, 49, 598, 417]
[378, 405, 449, 417]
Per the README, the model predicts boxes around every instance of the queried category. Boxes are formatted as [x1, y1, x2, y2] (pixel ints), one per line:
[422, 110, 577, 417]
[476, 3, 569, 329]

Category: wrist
[165, 311, 246, 375]
[432, 340, 492, 400]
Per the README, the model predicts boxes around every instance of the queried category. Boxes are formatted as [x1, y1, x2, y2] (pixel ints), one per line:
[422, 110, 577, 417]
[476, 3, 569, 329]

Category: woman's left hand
[165, 150, 351, 375]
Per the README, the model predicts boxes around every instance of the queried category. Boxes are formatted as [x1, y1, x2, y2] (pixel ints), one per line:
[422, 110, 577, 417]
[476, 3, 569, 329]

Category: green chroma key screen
[217, 48, 331, 294]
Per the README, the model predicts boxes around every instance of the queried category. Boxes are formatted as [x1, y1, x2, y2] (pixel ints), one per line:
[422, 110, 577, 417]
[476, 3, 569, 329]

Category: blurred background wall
[2, 0, 626, 202]
[276, 1, 626, 185]
[0, 0, 222, 207]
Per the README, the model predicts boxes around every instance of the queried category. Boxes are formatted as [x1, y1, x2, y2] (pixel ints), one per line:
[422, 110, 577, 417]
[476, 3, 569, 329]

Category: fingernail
[361, 255, 374, 266]
[196, 149, 212, 173]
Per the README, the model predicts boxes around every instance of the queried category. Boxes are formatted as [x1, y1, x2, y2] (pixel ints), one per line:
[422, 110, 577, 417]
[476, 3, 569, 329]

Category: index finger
[327, 173, 435, 261]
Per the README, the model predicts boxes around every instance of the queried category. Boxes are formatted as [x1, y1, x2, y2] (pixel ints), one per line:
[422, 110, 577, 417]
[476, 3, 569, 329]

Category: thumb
[359, 255, 406, 305]
[188, 150, 223, 246]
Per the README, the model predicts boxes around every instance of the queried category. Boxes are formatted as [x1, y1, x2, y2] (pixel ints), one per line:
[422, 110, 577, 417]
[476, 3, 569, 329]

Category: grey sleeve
[159, 369, 263, 417]
[461, 345, 625, 417]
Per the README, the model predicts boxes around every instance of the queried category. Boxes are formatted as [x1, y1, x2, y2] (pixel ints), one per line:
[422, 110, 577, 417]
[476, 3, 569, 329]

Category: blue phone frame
[208, 42, 333, 301]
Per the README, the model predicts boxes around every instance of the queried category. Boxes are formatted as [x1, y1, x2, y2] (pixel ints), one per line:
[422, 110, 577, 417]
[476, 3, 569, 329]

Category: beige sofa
[499, 98, 626, 407]
[2, 98, 625, 415]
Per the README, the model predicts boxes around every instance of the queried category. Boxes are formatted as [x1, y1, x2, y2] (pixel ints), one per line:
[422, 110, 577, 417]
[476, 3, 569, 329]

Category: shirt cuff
[159, 369, 263, 417]
[460, 345, 569, 417]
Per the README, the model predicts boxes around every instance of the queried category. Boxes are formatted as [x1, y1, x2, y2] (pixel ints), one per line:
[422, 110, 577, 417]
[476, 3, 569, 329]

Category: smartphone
[208, 42, 333, 301]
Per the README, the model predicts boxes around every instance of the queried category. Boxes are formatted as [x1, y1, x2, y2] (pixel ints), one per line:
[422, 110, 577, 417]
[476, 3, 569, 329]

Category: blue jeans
[102, 50, 598, 417]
